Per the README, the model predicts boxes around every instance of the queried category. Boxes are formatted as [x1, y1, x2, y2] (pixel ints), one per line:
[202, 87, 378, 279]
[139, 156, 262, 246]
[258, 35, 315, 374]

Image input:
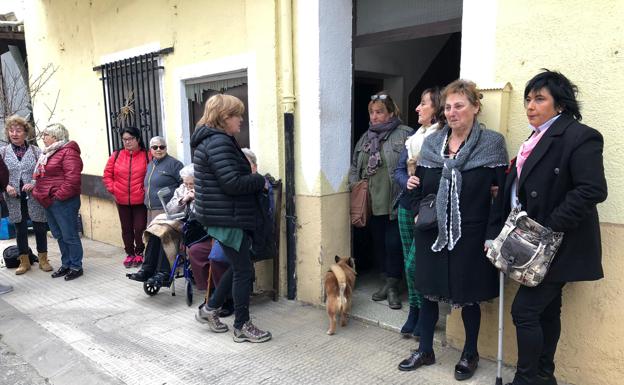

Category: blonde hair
[4, 115, 33, 141]
[196, 94, 245, 131]
[43, 123, 70, 142]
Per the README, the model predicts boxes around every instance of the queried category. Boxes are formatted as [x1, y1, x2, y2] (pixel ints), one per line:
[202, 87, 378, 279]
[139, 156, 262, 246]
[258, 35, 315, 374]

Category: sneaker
[123, 255, 134, 268]
[233, 320, 272, 343]
[0, 283, 13, 295]
[195, 305, 229, 333]
[132, 254, 143, 267]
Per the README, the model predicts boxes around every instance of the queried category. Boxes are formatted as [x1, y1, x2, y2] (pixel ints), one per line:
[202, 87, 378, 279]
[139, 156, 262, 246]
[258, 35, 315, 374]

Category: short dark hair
[119, 126, 145, 150]
[524, 69, 581, 121]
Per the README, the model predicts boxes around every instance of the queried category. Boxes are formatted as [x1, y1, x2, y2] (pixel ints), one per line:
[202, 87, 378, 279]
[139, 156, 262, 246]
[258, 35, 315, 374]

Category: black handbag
[414, 194, 437, 231]
[2, 245, 38, 268]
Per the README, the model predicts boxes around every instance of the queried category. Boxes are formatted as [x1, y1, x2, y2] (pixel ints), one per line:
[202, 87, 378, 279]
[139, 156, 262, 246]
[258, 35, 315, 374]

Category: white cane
[495, 270, 505, 385]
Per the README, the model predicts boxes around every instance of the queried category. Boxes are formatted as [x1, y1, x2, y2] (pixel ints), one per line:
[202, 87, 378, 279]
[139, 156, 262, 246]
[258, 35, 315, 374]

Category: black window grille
[94, 47, 173, 155]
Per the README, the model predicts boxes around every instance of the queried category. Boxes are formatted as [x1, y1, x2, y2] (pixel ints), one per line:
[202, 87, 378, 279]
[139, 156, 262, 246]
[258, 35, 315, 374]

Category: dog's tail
[330, 264, 347, 309]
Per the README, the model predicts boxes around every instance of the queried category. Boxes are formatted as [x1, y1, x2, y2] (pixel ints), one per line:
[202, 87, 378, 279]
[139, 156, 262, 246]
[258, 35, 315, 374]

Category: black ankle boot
[371, 277, 390, 301]
[400, 306, 420, 336]
[387, 277, 402, 309]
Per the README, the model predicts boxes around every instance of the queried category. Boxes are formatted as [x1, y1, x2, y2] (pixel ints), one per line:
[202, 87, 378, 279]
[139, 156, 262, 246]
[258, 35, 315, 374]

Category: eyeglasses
[151, 145, 166, 150]
[122, 137, 137, 143]
[371, 94, 389, 101]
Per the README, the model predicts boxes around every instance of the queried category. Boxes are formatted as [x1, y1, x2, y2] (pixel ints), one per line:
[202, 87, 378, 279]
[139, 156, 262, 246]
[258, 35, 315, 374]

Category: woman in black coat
[503, 71, 607, 385]
[398, 80, 508, 381]
[190, 94, 271, 343]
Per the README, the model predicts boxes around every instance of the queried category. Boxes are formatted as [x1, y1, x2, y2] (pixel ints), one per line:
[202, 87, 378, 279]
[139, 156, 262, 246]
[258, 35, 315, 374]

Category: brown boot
[38, 252, 53, 272]
[15, 254, 31, 275]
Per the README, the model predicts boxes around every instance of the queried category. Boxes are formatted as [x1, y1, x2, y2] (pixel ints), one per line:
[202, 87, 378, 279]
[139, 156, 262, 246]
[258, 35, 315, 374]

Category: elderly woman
[393, 87, 443, 336]
[502, 71, 607, 385]
[32, 124, 84, 281]
[191, 94, 271, 343]
[144, 136, 183, 223]
[128, 164, 197, 284]
[397, 80, 508, 381]
[349, 91, 413, 309]
[1, 115, 51, 275]
[103, 126, 149, 268]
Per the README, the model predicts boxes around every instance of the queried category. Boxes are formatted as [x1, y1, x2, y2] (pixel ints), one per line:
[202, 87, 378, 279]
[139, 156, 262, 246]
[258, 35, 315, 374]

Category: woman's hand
[22, 183, 35, 193]
[182, 190, 195, 203]
[6, 185, 17, 197]
[406, 176, 420, 190]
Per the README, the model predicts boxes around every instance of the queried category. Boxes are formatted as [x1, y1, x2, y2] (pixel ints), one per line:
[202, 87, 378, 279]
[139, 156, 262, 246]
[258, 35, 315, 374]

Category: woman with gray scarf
[349, 91, 413, 309]
[397, 80, 508, 380]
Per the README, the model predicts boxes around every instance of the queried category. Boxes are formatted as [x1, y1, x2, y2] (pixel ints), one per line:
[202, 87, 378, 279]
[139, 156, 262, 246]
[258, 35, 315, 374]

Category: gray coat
[1, 144, 47, 223]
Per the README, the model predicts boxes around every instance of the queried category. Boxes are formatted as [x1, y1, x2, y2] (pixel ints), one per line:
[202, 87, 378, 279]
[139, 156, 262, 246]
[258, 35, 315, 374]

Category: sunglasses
[151, 145, 166, 150]
[370, 94, 389, 101]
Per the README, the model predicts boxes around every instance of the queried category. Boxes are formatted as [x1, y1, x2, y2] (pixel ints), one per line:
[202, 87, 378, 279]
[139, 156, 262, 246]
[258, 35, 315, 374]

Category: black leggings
[207, 234, 253, 330]
[15, 194, 47, 255]
[418, 298, 481, 355]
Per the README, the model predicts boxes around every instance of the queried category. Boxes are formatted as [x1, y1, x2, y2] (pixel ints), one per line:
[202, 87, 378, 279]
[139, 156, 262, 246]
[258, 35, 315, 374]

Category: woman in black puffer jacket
[190, 94, 271, 343]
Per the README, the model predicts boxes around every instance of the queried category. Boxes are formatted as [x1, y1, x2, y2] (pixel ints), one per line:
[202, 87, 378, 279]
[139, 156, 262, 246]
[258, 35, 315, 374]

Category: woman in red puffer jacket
[102, 126, 149, 268]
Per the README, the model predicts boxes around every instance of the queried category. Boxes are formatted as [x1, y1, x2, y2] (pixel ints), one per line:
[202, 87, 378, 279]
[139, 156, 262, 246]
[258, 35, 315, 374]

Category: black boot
[371, 276, 390, 301]
[400, 306, 420, 337]
[387, 277, 402, 309]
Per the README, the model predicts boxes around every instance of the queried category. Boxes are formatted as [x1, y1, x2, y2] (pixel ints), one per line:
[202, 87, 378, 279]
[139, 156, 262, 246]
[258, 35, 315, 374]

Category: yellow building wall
[448, 1, 624, 384]
[23, 0, 282, 290]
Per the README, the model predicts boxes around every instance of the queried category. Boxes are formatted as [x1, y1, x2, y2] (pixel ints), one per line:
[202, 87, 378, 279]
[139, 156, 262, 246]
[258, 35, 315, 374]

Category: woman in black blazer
[503, 70, 608, 385]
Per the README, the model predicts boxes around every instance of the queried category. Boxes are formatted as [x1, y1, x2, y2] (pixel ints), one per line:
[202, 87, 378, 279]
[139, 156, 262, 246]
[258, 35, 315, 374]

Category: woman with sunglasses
[349, 91, 414, 309]
[103, 126, 150, 268]
[144, 136, 183, 223]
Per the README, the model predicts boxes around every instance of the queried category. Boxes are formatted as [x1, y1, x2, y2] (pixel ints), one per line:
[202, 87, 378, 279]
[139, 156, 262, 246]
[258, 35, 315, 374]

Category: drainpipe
[279, 0, 297, 300]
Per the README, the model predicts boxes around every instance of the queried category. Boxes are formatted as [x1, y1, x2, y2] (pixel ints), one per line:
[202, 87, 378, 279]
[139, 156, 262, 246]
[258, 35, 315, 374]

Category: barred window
[94, 48, 172, 155]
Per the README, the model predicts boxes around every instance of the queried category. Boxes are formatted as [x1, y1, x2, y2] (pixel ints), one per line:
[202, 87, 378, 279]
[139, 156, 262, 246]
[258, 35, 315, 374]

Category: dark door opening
[350, 0, 463, 332]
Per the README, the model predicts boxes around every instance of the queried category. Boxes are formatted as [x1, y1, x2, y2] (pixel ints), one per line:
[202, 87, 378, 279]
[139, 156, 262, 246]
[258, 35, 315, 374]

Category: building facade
[23, 1, 623, 384]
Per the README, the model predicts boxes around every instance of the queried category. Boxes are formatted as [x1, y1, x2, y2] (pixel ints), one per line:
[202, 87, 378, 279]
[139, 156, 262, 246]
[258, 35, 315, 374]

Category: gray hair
[179, 163, 194, 179]
[149, 136, 166, 146]
[241, 148, 257, 166]
[43, 123, 69, 142]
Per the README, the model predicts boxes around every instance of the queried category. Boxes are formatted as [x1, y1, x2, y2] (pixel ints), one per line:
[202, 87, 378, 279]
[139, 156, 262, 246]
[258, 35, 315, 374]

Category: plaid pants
[397, 206, 422, 307]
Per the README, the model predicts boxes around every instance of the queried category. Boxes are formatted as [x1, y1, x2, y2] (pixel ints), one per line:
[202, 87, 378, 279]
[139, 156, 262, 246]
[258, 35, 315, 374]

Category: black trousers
[368, 215, 403, 279]
[16, 194, 47, 255]
[511, 281, 566, 385]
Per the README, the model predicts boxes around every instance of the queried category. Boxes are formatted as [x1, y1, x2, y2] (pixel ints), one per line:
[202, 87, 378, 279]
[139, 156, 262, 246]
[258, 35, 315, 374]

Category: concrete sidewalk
[0, 236, 517, 385]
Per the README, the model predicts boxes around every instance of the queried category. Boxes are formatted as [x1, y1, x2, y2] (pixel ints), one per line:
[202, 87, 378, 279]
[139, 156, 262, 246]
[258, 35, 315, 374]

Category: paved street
[0, 236, 517, 385]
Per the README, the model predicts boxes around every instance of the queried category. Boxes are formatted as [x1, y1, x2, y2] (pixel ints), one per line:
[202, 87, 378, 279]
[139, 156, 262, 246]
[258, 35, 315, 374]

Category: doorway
[350, 0, 462, 335]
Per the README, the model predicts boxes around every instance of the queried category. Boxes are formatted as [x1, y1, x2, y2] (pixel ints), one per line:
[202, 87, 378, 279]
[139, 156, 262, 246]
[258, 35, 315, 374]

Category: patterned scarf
[33, 140, 67, 178]
[419, 121, 508, 251]
[362, 117, 401, 176]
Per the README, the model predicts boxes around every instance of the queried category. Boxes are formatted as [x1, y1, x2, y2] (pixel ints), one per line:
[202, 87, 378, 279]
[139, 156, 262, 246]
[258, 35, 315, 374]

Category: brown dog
[324, 255, 356, 335]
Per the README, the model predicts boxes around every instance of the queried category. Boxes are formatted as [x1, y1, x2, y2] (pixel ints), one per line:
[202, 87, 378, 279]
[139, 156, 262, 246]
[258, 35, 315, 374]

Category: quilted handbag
[486, 208, 563, 287]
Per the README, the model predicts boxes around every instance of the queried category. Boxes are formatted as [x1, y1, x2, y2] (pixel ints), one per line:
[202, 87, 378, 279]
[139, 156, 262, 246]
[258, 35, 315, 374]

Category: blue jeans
[45, 196, 83, 270]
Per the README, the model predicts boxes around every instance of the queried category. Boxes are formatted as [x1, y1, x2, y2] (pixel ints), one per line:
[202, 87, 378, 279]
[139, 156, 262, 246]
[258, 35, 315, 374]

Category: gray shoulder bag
[486, 208, 564, 287]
